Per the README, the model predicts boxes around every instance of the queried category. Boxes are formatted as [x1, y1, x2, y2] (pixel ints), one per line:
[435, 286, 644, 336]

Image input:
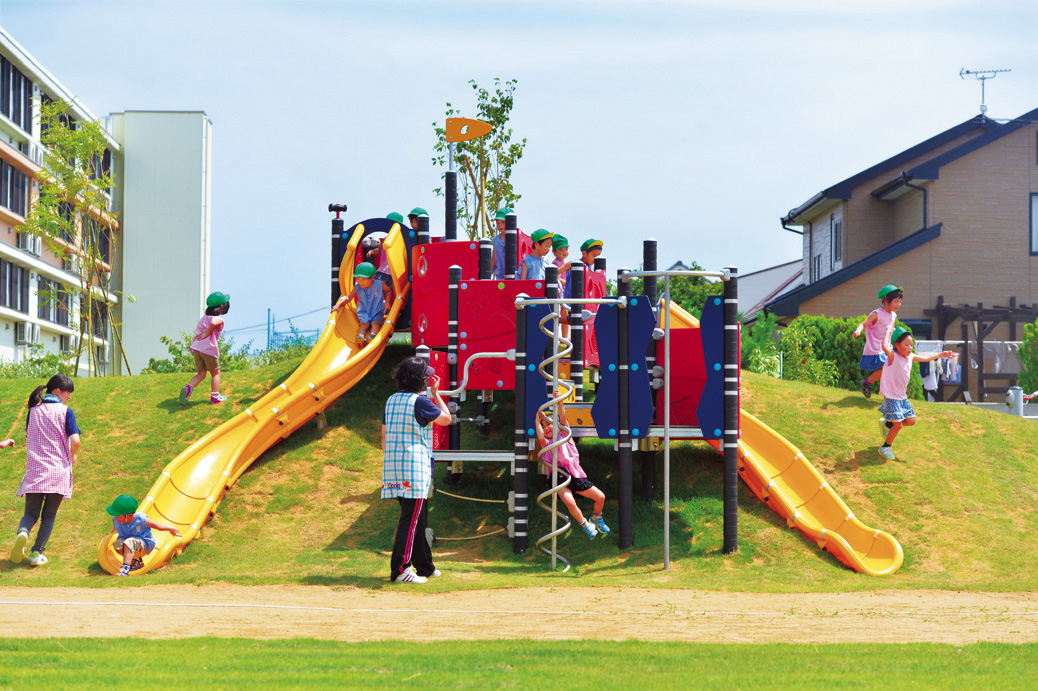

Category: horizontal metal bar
[433, 451, 516, 462]
[515, 297, 624, 308]
[620, 269, 730, 282]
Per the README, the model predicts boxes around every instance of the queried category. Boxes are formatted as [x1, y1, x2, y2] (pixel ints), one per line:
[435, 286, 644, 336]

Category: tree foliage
[620, 260, 724, 318]
[1018, 319, 1038, 394]
[18, 98, 131, 376]
[433, 78, 526, 239]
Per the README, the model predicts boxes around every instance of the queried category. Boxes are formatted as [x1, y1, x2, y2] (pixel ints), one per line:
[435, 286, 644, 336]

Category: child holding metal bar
[105, 494, 181, 576]
[535, 398, 609, 539]
[877, 325, 953, 460]
[333, 262, 390, 346]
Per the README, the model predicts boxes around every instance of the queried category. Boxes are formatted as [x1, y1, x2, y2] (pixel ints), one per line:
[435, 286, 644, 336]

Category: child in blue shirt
[333, 262, 391, 346]
[105, 494, 181, 576]
[520, 229, 554, 280]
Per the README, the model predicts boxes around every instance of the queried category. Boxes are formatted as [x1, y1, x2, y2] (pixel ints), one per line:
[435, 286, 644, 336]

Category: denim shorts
[879, 397, 915, 422]
[860, 353, 888, 371]
[357, 308, 385, 325]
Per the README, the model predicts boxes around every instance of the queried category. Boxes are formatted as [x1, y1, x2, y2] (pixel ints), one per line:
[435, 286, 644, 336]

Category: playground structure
[98, 117, 904, 576]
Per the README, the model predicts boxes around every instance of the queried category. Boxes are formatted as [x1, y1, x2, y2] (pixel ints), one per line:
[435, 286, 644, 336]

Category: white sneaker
[28, 551, 48, 566]
[428, 569, 442, 578]
[10, 530, 28, 564]
[393, 566, 428, 584]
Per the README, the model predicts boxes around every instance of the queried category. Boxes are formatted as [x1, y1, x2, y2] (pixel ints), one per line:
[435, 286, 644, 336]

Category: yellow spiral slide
[97, 224, 410, 575]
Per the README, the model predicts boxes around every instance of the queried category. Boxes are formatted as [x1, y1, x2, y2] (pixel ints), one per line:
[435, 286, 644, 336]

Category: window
[37, 276, 51, 322]
[0, 161, 29, 217]
[830, 214, 842, 265]
[0, 58, 33, 133]
[0, 260, 29, 313]
[1031, 194, 1038, 255]
[813, 255, 821, 282]
[55, 287, 70, 327]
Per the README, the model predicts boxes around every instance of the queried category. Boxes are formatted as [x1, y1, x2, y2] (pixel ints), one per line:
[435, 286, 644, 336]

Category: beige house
[770, 107, 1038, 399]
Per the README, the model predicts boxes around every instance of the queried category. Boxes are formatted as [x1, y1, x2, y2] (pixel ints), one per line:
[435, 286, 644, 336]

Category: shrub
[1019, 319, 1038, 394]
[742, 313, 781, 378]
[140, 332, 252, 374]
[0, 343, 74, 379]
[777, 319, 838, 386]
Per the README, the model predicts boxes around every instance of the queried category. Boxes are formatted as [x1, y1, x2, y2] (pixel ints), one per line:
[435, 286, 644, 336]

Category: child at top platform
[520, 229, 554, 281]
[551, 235, 573, 339]
[535, 399, 609, 540]
[491, 207, 513, 280]
[877, 325, 953, 461]
[333, 262, 390, 346]
[852, 284, 902, 399]
[180, 292, 231, 404]
[105, 494, 181, 576]
[407, 206, 427, 232]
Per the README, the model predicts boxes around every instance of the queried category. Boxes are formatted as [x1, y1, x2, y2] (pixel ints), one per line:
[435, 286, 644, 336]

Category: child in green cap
[333, 262, 390, 346]
[551, 235, 573, 339]
[181, 292, 231, 405]
[106, 494, 181, 576]
[520, 229, 554, 280]
[579, 239, 604, 268]
[852, 285, 902, 398]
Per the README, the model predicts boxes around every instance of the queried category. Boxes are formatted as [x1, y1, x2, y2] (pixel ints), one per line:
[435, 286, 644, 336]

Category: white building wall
[114, 111, 212, 373]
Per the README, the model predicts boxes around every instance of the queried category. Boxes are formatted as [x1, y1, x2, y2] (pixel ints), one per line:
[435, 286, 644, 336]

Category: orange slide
[97, 224, 411, 575]
[672, 302, 903, 576]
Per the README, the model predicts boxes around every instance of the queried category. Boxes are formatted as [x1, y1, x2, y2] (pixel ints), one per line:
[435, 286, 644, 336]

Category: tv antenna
[960, 68, 1010, 116]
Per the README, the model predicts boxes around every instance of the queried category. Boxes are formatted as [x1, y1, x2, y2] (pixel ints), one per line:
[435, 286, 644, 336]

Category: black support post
[570, 263, 585, 401]
[640, 240, 658, 501]
[330, 214, 344, 306]
[722, 266, 739, 555]
[417, 215, 430, 246]
[617, 269, 633, 549]
[513, 300, 529, 553]
[505, 212, 518, 279]
[445, 170, 457, 241]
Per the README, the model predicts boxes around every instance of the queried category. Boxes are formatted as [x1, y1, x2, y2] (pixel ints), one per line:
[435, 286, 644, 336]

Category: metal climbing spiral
[533, 305, 577, 571]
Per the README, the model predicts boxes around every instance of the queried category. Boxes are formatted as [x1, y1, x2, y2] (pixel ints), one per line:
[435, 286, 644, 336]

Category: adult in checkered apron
[10, 374, 82, 567]
[382, 357, 451, 584]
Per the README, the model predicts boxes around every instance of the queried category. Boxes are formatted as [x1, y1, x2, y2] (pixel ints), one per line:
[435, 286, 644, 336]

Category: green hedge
[1019, 319, 1038, 394]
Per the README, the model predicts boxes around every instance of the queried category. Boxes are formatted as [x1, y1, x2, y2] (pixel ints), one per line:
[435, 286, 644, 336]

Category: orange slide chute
[97, 224, 411, 575]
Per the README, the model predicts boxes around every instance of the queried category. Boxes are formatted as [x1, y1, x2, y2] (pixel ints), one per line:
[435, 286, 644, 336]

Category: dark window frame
[1031, 193, 1038, 256]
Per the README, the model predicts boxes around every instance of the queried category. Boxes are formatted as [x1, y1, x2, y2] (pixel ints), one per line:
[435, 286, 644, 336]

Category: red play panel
[582, 270, 608, 368]
[655, 326, 707, 426]
[410, 240, 480, 348]
[458, 279, 547, 390]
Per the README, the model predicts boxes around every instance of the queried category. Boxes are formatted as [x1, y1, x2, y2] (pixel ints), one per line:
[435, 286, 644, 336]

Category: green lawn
[1, 344, 1037, 591]
[0, 639, 1034, 689]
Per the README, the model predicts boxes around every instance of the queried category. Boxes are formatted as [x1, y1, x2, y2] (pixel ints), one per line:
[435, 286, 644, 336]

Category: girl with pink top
[180, 291, 231, 404]
[877, 325, 953, 461]
[853, 284, 903, 399]
[535, 400, 609, 540]
[10, 374, 81, 566]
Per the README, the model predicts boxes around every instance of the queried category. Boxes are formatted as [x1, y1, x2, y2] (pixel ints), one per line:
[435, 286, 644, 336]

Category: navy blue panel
[627, 296, 656, 439]
[696, 295, 724, 440]
[592, 304, 619, 438]
[523, 304, 552, 436]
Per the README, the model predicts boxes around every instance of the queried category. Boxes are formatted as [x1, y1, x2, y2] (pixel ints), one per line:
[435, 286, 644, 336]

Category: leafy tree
[433, 78, 526, 239]
[18, 98, 132, 376]
[1018, 319, 1038, 394]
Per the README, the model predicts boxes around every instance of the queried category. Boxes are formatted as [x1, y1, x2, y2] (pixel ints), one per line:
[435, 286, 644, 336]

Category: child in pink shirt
[180, 292, 231, 404]
[535, 400, 609, 539]
[853, 284, 903, 399]
[877, 325, 953, 460]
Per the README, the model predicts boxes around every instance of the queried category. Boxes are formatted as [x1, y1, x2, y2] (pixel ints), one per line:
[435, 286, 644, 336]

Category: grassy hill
[1, 343, 1036, 591]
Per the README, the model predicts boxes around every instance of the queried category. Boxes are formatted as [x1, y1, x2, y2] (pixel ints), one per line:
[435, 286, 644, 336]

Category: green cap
[877, 284, 903, 300]
[531, 229, 554, 244]
[552, 235, 569, 250]
[891, 326, 911, 344]
[408, 207, 428, 218]
[386, 212, 404, 223]
[355, 262, 376, 278]
[580, 238, 604, 253]
[106, 494, 138, 517]
[206, 291, 230, 308]
[494, 207, 513, 221]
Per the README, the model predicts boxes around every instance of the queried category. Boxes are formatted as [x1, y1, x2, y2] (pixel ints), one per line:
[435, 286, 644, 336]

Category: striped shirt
[382, 392, 433, 499]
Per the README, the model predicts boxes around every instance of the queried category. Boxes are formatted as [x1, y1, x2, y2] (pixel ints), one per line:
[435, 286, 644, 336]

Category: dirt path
[2, 586, 1036, 643]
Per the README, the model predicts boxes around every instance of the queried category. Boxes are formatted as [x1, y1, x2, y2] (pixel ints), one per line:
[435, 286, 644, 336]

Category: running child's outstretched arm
[911, 349, 955, 364]
[853, 312, 878, 338]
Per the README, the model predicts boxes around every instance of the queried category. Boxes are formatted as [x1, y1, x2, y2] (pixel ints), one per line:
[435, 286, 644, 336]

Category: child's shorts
[550, 467, 594, 493]
[192, 349, 219, 372]
[357, 308, 385, 325]
[113, 536, 150, 555]
[879, 397, 915, 422]
[859, 353, 888, 371]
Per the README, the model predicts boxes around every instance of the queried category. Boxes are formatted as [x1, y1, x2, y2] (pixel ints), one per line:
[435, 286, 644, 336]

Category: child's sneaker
[210, 394, 227, 404]
[878, 445, 896, 461]
[581, 520, 598, 540]
[129, 557, 145, 572]
[393, 566, 428, 584]
[118, 564, 130, 576]
[10, 529, 28, 564]
[27, 551, 48, 566]
[861, 377, 872, 399]
[590, 514, 610, 535]
[179, 385, 192, 403]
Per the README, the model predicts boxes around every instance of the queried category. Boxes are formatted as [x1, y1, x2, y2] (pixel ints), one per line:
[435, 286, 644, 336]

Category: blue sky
[1, 0, 1035, 346]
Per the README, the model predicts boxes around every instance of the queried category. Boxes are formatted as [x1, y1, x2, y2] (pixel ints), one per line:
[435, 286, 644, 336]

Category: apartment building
[0, 26, 211, 375]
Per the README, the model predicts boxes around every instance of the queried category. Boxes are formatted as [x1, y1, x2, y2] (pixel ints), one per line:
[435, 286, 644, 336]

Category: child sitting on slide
[333, 262, 390, 346]
[106, 494, 181, 576]
[535, 398, 609, 539]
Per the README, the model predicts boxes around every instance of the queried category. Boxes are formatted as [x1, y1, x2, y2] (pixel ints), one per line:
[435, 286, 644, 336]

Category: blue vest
[382, 392, 433, 499]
